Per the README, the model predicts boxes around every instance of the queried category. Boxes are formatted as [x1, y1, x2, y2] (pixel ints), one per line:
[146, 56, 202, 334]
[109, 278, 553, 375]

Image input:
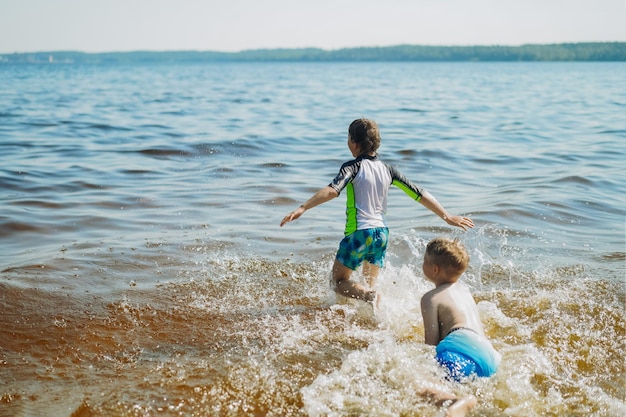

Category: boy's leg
[332, 259, 375, 302]
[362, 261, 380, 288]
[445, 395, 477, 417]
[421, 388, 477, 417]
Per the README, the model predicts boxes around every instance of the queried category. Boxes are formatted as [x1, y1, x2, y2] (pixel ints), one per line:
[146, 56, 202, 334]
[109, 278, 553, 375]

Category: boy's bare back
[421, 281, 485, 345]
[420, 237, 484, 345]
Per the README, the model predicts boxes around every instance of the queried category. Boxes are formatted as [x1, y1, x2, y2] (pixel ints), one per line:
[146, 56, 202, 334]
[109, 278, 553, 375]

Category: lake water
[1, 61, 624, 416]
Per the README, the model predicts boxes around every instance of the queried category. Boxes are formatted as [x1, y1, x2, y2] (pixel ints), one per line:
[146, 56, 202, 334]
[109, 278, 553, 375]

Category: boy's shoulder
[422, 282, 459, 301]
[421, 284, 444, 303]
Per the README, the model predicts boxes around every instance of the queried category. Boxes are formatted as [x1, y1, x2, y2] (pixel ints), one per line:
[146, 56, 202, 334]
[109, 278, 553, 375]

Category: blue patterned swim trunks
[436, 328, 501, 382]
[335, 227, 389, 270]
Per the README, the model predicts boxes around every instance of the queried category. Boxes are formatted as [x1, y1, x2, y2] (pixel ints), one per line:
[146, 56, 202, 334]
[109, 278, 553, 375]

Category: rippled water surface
[1, 62, 625, 416]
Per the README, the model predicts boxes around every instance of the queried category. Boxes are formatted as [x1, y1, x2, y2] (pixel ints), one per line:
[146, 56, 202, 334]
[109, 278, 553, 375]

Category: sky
[1, 0, 625, 53]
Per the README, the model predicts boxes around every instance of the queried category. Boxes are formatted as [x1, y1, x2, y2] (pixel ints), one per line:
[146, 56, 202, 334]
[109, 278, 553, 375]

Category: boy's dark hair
[349, 118, 381, 155]
[426, 237, 469, 274]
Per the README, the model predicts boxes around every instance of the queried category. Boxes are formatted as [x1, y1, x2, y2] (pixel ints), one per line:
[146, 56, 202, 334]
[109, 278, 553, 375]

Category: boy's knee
[333, 279, 351, 296]
[332, 278, 346, 292]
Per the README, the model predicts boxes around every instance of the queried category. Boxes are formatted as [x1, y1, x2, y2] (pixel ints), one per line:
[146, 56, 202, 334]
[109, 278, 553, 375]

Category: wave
[1, 244, 623, 416]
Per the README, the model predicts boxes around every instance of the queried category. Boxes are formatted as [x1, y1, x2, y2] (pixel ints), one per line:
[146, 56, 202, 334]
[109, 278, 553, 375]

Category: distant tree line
[2, 42, 625, 64]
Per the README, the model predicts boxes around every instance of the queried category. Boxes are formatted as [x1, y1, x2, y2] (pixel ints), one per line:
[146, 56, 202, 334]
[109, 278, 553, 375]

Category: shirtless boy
[421, 237, 501, 382]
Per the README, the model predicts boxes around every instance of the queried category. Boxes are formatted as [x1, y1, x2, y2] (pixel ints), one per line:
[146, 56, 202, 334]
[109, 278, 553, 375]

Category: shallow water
[1, 61, 625, 416]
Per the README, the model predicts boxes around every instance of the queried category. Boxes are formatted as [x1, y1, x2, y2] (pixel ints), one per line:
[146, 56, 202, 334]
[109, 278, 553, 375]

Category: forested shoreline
[2, 42, 625, 64]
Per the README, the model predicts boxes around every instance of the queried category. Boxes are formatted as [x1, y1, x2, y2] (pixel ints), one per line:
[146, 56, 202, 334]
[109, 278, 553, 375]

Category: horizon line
[2, 41, 625, 55]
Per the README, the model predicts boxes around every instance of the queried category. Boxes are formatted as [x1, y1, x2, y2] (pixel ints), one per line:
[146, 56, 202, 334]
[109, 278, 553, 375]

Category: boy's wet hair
[349, 118, 381, 154]
[426, 237, 469, 274]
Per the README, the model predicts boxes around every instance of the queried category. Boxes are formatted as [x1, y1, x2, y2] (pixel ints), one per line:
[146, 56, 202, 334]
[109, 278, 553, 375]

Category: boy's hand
[280, 206, 306, 227]
[445, 215, 474, 231]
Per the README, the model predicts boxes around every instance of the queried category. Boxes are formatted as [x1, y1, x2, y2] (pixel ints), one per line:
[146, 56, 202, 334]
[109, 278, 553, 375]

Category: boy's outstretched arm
[280, 186, 339, 227]
[418, 191, 474, 231]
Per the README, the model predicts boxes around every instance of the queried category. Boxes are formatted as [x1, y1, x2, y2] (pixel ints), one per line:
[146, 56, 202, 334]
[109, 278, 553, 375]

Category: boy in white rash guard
[421, 237, 501, 382]
[280, 118, 474, 302]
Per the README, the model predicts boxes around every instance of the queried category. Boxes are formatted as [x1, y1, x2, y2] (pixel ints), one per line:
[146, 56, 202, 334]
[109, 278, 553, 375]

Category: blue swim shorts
[435, 328, 501, 382]
[437, 350, 479, 382]
[335, 227, 389, 270]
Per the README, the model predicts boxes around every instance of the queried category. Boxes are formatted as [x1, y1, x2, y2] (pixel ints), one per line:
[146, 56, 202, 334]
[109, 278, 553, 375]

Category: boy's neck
[435, 280, 455, 288]
[434, 274, 461, 287]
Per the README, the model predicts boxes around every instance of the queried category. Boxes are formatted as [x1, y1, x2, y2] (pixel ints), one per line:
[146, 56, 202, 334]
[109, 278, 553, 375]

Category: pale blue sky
[1, 0, 625, 53]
